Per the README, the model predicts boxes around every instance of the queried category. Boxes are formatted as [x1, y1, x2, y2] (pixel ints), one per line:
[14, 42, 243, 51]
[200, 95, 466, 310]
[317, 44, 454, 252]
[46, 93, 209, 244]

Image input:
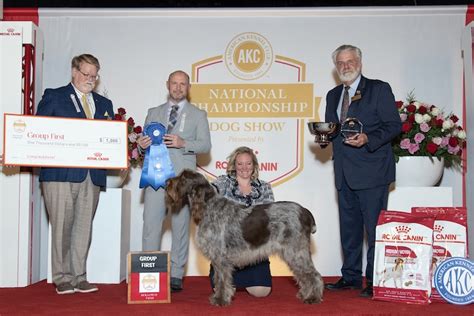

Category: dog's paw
[303, 296, 322, 304]
[209, 294, 231, 306]
[297, 292, 322, 304]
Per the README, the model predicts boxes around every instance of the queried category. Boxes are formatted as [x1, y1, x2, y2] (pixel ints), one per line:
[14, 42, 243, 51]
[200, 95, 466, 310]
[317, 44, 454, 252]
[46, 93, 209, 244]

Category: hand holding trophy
[340, 117, 363, 142]
[307, 122, 340, 148]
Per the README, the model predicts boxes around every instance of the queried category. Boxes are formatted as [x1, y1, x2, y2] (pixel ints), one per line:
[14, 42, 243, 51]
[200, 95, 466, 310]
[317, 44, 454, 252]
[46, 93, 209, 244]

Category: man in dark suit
[137, 70, 211, 292]
[324, 45, 401, 297]
[36, 54, 114, 295]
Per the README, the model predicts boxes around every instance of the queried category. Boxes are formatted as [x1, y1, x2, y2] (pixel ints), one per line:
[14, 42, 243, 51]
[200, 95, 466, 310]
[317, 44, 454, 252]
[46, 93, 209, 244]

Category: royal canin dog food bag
[373, 210, 435, 304]
[411, 207, 468, 302]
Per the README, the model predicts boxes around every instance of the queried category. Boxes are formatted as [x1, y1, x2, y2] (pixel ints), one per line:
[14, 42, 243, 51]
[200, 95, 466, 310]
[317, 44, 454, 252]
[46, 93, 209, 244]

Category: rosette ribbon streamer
[139, 122, 175, 190]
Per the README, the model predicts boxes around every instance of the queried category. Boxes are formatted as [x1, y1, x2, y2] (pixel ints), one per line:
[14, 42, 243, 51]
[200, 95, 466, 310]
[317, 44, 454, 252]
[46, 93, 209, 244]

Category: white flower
[431, 107, 440, 116]
[414, 113, 424, 124]
[128, 132, 138, 143]
[458, 130, 467, 139]
[442, 119, 454, 130]
[413, 101, 421, 109]
[452, 129, 458, 136]
[432, 137, 442, 145]
[423, 114, 431, 123]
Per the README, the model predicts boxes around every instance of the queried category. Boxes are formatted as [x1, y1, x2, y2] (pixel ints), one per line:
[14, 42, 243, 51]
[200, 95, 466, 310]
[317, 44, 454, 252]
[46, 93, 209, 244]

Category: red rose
[395, 101, 404, 108]
[457, 149, 463, 156]
[127, 117, 135, 126]
[418, 106, 427, 114]
[408, 114, 415, 123]
[433, 118, 443, 127]
[448, 137, 459, 147]
[450, 115, 459, 123]
[134, 126, 142, 133]
[426, 142, 438, 155]
[118, 108, 126, 115]
[406, 104, 417, 113]
[114, 114, 122, 120]
[402, 122, 413, 133]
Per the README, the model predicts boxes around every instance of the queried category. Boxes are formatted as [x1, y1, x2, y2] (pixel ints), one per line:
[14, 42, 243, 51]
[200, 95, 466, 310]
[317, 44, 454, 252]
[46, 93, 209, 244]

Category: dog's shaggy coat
[165, 169, 324, 306]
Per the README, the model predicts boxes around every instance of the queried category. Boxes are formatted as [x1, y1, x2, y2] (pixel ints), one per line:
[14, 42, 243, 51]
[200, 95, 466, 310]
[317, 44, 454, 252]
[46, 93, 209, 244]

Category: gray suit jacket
[144, 100, 211, 174]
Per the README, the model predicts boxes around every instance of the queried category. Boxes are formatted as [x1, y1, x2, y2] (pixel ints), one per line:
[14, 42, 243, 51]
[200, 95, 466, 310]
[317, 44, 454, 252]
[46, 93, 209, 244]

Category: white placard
[3, 114, 128, 169]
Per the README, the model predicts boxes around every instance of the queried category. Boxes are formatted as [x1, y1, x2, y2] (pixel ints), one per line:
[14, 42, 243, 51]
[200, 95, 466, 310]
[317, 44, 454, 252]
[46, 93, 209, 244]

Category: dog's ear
[165, 177, 185, 213]
[189, 184, 212, 225]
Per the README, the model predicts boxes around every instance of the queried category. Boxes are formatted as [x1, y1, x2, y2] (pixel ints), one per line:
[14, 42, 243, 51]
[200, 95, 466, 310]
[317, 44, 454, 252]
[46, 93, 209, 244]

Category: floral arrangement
[392, 93, 466, 168]
[114, 107, 144, 168]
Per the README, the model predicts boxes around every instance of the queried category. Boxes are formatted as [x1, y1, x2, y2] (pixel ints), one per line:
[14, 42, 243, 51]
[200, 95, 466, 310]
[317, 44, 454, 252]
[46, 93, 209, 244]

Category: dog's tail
[301, 207, 317, 234]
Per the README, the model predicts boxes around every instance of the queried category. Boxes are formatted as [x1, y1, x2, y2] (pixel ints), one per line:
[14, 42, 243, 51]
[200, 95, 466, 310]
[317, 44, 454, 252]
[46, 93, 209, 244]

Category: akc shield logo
[191, 32, 321, 186]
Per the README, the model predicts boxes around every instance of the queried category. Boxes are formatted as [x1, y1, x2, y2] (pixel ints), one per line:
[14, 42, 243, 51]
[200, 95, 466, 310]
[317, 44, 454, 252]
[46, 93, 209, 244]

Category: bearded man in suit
[323, 45, 401, 297]
[137, 70, 211, 292]
[37, 54, 114, 295]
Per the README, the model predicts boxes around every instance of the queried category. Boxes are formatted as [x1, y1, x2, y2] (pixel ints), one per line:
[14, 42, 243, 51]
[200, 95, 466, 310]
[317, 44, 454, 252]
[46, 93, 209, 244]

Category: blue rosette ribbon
[139, 122, 175, 190]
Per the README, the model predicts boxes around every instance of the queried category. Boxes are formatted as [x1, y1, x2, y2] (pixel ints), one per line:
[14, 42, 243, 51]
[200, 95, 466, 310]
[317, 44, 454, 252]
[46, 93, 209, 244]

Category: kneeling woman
[210, 146, 274, 297]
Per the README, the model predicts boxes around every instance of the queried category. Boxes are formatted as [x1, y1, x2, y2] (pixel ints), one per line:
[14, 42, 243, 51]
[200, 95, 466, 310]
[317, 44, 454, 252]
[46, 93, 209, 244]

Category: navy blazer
[325, 76, 401, 190]
[36, 83, 114, 187]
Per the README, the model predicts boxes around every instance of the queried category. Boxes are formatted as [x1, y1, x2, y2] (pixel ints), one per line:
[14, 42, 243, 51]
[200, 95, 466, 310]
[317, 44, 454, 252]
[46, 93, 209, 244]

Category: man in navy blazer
[36, 54, 114, 295]
[323, 45, 401, 297]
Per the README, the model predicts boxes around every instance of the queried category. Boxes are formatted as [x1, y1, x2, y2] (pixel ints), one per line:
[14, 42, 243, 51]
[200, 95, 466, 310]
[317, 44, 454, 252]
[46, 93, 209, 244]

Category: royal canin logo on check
[87, 152, 109, 161]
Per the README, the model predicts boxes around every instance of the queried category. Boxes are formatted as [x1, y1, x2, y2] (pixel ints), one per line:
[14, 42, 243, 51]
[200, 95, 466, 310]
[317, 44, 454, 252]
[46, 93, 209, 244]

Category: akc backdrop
[3, 6, 473, 280]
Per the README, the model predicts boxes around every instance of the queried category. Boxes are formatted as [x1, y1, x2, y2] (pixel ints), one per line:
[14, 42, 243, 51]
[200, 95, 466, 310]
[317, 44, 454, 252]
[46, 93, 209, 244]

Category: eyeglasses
[77, 68, 100, 81]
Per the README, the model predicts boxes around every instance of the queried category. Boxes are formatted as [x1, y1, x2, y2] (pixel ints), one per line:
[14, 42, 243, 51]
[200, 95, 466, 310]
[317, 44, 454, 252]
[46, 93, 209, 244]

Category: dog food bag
[373, 210, 435, 304]
[411, 207, 468, 302]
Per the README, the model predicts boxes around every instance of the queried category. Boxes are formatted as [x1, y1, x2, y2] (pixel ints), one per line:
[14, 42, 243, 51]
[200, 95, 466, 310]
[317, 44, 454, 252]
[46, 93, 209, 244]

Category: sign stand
[127, 251, 171, 304]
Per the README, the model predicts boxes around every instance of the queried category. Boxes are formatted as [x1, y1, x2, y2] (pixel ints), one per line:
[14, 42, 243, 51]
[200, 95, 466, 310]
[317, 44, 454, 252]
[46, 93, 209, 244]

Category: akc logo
[141, 274, 157, 291]
[434, 257, 474, 305]
[225, 32, 273, 80]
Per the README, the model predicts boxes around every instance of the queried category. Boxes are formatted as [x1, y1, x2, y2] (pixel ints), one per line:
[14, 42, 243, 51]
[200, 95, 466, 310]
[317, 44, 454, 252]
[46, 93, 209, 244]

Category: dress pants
[337, 176, 389, 283]
[142, 186, 191, 280]
[42, 173, 100, 286]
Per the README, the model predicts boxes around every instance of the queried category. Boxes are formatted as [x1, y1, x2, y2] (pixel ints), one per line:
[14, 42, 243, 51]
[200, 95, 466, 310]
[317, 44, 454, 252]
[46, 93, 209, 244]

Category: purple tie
[340, 86, 350, 122]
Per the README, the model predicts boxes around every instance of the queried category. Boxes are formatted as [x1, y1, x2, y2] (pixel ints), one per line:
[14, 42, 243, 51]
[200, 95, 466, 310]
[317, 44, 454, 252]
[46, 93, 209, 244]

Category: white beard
[337, 68, 361, 84]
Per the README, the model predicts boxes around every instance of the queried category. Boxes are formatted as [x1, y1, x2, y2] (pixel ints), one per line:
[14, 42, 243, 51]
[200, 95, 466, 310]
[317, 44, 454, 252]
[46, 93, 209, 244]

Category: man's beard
[337, 68, 361, 83]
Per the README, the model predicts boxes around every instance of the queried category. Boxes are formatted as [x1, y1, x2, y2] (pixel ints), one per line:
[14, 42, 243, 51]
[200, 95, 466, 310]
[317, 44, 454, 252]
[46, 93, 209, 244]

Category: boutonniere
[351, 90, 362, 102]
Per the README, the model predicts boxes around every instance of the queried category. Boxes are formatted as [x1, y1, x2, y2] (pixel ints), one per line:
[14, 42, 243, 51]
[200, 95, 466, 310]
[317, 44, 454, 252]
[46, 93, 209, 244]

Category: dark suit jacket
[325, 76, 401, 190]
[36, 83, 114, 187]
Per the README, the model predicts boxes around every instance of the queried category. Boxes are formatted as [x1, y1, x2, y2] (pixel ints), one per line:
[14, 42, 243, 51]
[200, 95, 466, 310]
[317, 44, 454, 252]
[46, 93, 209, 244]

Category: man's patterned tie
[340, 86, 351, 122]
[167, 105, 179, 133]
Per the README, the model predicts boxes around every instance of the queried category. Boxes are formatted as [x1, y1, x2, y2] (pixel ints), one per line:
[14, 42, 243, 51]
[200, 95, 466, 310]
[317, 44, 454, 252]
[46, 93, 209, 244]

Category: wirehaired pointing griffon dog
[165, 169, 324, 306]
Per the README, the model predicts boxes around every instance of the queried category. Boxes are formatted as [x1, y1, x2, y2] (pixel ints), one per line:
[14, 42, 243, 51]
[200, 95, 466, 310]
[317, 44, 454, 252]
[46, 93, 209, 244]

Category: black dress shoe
[325, 278, 362, 290]
[359, 282, 373, 298]
[170, 277, 183, 292]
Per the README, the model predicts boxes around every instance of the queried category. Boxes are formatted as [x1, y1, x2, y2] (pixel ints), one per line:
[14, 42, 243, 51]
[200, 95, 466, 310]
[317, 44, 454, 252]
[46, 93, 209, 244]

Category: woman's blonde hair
[226, 146, 259, 180]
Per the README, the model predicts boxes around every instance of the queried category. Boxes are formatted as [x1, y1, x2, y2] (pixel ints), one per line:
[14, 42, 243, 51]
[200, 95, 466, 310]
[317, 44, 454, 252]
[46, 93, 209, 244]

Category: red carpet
[0, 277, 473, 315]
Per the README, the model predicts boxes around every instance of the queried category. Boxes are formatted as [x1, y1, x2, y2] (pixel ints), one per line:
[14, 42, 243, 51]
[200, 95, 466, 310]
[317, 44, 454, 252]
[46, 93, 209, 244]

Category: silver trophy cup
[307, 122, 340, 148]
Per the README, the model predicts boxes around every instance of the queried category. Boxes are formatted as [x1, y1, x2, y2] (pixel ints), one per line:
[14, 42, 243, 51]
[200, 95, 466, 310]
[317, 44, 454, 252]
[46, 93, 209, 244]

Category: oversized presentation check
[3, 114, 128, 169]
